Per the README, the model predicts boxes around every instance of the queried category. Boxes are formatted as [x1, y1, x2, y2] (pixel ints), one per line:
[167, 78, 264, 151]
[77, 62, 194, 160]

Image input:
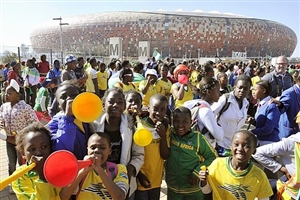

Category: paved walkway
[0, 141, 167, 199]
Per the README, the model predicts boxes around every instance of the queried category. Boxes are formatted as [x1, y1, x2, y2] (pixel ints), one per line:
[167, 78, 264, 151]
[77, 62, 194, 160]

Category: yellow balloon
[134, 128, 152, 146]
[72, 92, 103, 122]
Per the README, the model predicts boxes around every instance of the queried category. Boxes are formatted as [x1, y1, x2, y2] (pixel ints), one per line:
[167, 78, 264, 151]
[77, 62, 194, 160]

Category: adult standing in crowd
[46, 59, 62, 104]
[262, 56, 293, 98]
[22, 59, 40, 107]
[37, 54, 50, 77]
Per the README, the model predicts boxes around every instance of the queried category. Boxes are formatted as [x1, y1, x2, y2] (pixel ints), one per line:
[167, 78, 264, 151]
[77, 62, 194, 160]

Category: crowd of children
[0, 55, 299, 200]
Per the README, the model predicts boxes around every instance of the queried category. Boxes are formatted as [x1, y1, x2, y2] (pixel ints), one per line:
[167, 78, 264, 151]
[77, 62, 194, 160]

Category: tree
[1, 50, 18, 64]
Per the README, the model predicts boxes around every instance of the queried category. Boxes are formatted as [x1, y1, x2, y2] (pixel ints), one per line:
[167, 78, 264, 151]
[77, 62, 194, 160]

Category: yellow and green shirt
[77, 164, 129, 200]
[137, 119, 170, 190]
[97, 71, 108, 90]
[139, 80, 157, 107]
[207, 157, 273, 200]
[12, 165, 61, 200]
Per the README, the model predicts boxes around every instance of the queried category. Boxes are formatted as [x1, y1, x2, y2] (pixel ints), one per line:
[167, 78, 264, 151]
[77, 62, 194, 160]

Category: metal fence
[1, 45, 299, 66]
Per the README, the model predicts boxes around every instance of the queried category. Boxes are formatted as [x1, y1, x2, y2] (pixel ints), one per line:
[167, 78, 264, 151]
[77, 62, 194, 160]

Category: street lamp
[53, 17, 69, 64]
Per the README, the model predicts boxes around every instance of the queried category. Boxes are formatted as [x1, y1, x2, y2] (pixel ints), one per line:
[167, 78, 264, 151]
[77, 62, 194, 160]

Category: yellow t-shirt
[114, 82, 137, 92]
[251, 76, 261, 87]
[171, 83, 193, 109]
[137, 119, 170, 190]
[190, 70, 200, 86]
[207, 157, 273, 200]
[139, 80, 157, 107]
[77, 164, 129, 200]
[97, 71, 108, 90]
[155, 78, 172, 98]
[85, 67, 98, 93]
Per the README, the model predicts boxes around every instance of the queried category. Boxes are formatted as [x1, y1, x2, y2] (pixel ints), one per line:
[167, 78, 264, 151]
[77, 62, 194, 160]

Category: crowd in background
[0, 54, 299, 200]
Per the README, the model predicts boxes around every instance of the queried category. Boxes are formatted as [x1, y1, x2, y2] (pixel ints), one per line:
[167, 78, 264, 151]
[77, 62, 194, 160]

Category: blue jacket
[278, 85, 300, 139]
[251, 99, 280, 142]
[47, 112, 91, 160]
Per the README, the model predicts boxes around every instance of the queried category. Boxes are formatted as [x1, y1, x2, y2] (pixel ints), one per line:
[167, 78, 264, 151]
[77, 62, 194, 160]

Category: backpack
[216, 93, 231, 122]
[190, 102, 209, 134]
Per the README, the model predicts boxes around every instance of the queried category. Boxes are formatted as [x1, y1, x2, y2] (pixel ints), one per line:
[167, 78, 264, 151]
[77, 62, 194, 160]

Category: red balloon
[178, 74, 188, 84]
[44, 150, 92, 187]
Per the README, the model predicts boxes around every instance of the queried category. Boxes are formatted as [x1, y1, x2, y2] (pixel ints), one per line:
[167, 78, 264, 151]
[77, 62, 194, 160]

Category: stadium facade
[30, 11, 297, 59]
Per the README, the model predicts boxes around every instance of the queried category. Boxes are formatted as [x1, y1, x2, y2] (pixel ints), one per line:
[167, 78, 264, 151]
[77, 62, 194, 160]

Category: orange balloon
[72, 92, 102, 122]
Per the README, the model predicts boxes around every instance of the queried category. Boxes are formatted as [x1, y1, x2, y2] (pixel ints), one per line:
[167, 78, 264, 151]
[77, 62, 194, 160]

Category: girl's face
[160, 66, 168, 78]
[87, 135, 111, 167]
[234, 80, 250, 100]
[5, 87, 19, 103]
[26, 61, 33, 67]
[100, 65, 106, 72]
[172, 112, 191, 136]
[125, 93, 142, 113]
[22, 131, 52, 173]
[230, 132, 256, 167]
[56, 85, 79, 115]
[252, 84, 266, 100]
[105, 91, 125, 118]
[54, 61, 60, 68]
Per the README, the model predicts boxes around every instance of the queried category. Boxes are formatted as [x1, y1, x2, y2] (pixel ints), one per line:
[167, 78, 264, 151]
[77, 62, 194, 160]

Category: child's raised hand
[29, 155, 45, 179]
[78, 155, 95, 175]
[137, 172, 151, 188]
[155, 121, 166, 137]
[199, 166, 208, 187]
[65, 98, 74, 116]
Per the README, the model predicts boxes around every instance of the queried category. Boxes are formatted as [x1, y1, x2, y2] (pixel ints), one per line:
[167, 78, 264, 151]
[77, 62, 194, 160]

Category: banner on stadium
[138, 41, 150, 62]
[109, 37, 122, 59]
[232, 51, 247, 58]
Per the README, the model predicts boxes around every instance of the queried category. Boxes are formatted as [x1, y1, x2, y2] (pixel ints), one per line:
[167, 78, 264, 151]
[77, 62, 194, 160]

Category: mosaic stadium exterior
[30, 11, 297, 58]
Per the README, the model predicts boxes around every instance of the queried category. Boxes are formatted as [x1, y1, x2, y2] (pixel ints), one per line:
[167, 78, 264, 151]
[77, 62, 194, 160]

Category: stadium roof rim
[132, 10, 252, 19]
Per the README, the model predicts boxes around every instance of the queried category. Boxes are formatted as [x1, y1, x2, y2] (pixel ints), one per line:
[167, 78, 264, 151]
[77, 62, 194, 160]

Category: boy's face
[148, 99, 167, 124]
[160, 66, 168, 77]
[100, 65, 106, 72]
[22, 131, 52, 172]
[126, 93, 142, 113]
[56, 85, 79, 115]
[172, 112, 191, 136]
[105, 91, 125, 118]
[88, 135, 111, 166]
[230, 132, 256, 165]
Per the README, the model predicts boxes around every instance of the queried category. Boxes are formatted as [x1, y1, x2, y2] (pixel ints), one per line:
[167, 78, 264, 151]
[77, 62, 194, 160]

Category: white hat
[9, 79, 20, 93]
[65, 54, 77, 64]
[145, 69, 158, 78]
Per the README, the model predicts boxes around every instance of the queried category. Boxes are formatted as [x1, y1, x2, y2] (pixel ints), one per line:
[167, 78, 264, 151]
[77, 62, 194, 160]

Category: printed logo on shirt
[82, 183, 112, 199]
[119, 172, 128, 179]
[219, 183, 250, 199]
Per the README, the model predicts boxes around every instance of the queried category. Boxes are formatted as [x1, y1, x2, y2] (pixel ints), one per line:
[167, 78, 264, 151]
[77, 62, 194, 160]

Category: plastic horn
[200, 166, 222, 200]
[44, 150, 92, 187]
[133, 111, 152, 146]
[0, 162, 36, 191]
[72, 92, 103, 122]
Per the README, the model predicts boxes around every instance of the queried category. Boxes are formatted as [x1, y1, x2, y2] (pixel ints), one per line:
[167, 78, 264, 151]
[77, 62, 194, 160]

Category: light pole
[53, 17, 69, 64]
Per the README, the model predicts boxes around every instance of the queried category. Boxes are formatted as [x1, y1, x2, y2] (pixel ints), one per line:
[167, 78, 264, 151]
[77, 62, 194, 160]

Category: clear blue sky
[1, 0, 299, 57]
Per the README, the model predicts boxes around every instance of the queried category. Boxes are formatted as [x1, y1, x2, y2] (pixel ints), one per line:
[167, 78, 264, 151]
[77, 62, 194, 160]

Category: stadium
[30, 11, 297, 59]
